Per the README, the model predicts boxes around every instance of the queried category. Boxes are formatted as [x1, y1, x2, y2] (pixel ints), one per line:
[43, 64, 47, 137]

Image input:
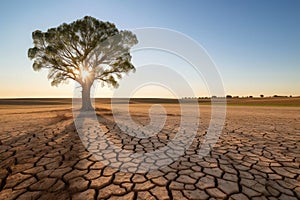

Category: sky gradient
[0, 0, 299, 98]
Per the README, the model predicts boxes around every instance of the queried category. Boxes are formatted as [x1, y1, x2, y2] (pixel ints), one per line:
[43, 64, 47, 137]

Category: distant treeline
[182, 95, 297, 99]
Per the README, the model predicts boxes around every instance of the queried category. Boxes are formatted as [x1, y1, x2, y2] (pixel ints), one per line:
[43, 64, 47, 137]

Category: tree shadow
[0, 110, 94, 198]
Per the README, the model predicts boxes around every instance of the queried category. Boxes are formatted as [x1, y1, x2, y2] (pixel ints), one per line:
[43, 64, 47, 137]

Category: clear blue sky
[0, 0, 299, 98]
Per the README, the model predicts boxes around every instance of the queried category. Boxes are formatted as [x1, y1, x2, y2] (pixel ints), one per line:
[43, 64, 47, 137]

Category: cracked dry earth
[0, 104, 300, 200]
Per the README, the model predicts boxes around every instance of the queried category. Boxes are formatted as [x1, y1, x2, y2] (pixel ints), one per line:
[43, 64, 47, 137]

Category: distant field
[0, 97, 299, 108]
[207, 97, 300, 107]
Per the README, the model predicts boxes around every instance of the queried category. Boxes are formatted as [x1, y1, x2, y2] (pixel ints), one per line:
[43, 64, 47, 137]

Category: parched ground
[0, 101, 300, 200]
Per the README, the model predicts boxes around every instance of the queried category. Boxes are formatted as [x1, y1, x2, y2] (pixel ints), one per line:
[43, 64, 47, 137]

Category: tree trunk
[81, 82, 94, 111]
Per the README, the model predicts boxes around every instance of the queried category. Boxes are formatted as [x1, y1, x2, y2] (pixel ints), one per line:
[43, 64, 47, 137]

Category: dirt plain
[0, 98, 299, 200]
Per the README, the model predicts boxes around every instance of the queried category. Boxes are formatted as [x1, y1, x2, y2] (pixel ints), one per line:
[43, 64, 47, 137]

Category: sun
[73, 67, 91, 82]
[81, 68, 90, 82]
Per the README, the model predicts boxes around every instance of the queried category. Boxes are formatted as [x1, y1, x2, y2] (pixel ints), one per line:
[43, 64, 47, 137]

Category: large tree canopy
[28, 16, 138, 110]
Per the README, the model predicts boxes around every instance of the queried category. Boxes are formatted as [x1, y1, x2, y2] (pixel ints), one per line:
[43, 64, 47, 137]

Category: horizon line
[1, 96, 300, 100]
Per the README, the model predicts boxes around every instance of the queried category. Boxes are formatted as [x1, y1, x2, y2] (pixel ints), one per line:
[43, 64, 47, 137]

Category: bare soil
[0, 99, 299, 199]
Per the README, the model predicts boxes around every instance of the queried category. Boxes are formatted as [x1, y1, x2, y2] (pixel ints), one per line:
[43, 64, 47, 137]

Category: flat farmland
[0, 98, 299, 199]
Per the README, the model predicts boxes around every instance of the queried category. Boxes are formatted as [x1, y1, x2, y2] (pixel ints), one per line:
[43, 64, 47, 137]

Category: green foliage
[28, 16, 138, 87]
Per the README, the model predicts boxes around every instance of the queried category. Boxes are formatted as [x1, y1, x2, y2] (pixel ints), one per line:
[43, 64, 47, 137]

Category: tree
[28, 16, 138, 110]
